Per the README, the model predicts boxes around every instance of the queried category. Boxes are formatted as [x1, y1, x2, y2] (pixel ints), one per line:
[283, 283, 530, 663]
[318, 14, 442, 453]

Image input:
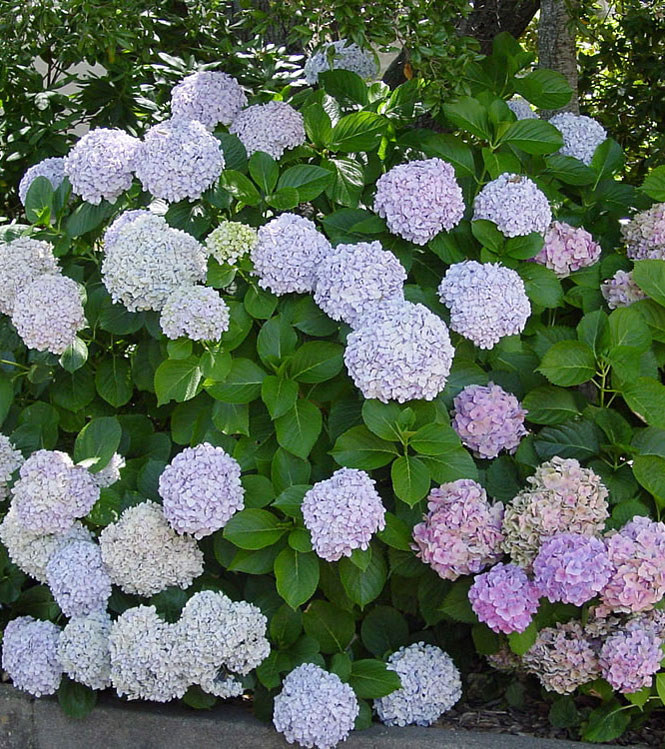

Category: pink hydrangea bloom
[599, 627, 663, 693]
[533, 221, 601, 278]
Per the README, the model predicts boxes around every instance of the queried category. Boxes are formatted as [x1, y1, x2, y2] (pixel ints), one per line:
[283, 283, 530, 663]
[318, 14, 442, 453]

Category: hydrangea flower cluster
[412, 479, 504, 580]
[18, 157, 66, 205]
[549, 113, 607, 166]
[92, 452, 125, 488]
[451, 383, 527, 459]
[12, 273, 86, 355]
[103, 209, 152, 249]
[273, 663, 359, 749]
[58, 612, 112, 690]
[521, 621, 599, 694]
[64, 128, 139, 204]
[373, 158, 465, 245]
[134, 118, 225, 202]
[472, 173, 552, 237]
[313, 241, 406, 326]
[532, 533, 612, 606]
[159, 286, 230, 341]
[0, 237, 59, 315]
[506, 97, 537, 119]
[621, 203, 665, 260]
[251, 213, 331, 295]
[601, 269, 647, 309]
[468, 562, 541, 634]
[502, 457, 609, 568]
[1, 616, 62, 697]
[0, 435, 23, 500]
[438, 260, 531, 349]
[45, 540, 111, 618]
[598, 626, 663, 693]
[158, 443, 244, 539]
[304, 40, 378, 84]
[302, 468, 385, 561]
[344, 300, 454, 403]
[99, 501, 203, 596]
[101, 213, 207, 311]
[230, 101, 306, 159]
[374, 643, 462, 726]
[533, 221, 602, 278]
[170, 71, 247, 129]
[206, 221, 258, 265]
[11, 450, 99, 534]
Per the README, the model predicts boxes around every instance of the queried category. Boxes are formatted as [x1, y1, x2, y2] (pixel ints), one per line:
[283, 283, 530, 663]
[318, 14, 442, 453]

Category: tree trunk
[538, 0, 580, 114]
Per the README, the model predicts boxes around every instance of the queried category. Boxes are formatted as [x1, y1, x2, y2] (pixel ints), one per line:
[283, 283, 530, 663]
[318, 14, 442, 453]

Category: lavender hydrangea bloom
[64, 128, 139, 204]
[601, 269, 647, 309]
[273, 663, 359, 749]
[302, 468, 385, 561]
[533, 221, 602, 278]
[58, 612, 112, 690]
[206, 221, 258, 265]
[0, 435, 23, 500]
[412, 479, 504, 580]
[452, 383, 527, 459]
[473, 173, 552, 237]
[103, 209, 152, 249]
[170, 71, 247, 129]
[134, 118, 225, 202]
[251, 213, 331, 296]
[304, 40, 378, 84]
[373, 158, 465, 245]
[438, 260, 531, 349]
[99, 501, 203, 596]
[313, 241, 406, 326]
[344, 300, 454, 403]
[0, 237, 59, 315]
[2, 616, 62, 697]
[549, 113, 607, 166]
[622, 203, 665, 260]
[12, 273, 86, 355]
[160, 286, 230, 341]
[159, 443, 244, 539]
[46, 541, 111, 618]
[374, 643, 462, 726]
[92, 452, 125, 488]
[101, 213, 207, 312]
[599, 627, 663, 693]
[468, 562, 541, 634]
[532, 533, 612, 606]
[522, 621, 599, 694]
[229, 101, 306, 159]
[506, 97, 537, 120]
[12, 450, 100, 534]
[18, 157, 66, 205]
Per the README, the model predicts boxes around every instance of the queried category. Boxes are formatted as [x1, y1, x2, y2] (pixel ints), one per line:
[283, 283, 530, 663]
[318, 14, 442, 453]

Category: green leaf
[608, 306, 651, 352]
[59, 336, 88, 372]
[442, 96, 491, 140]
[361, 400, 403, 442]
[154, 356, 202, 406]
[261, 376, 299, 419]
[206, 358, 266, 403]
[349, 660, 401, 699]
[499, 119, 564, 154]
[633, 259, 665, 307]
[217, 133, 248, 171]
[656, 672, 665, 705]
[331, 425, 399, 470]
[303, 103, 333, 148]
[270, 605, 302, 649]
[274, 548, 319, 609]
[0, 375, 13, 426]
[622, 377, 665, 428]
[577, 309, 609, 353]
[549, 696, 580, 729]
[244, 286, 278, 320]
[517, 264, 563, 308]
[418, 133, 476, 178]
[278, 164, 334, 202]
[95, 357, 133, 407]
[533, 420, 602, 461]
[271, 449, 311, 495]
[633, 455, 665, 506]
[482, 147, 522, 180]
[183, 686, 217, 710]
[361, 606, 409, 657]
[391, 455, 430, 506]
[377, 512, 413, 551]
[289, 342, 344, 383]
[272, 484, 310, 519]
[219, 170, 262, 205]
[74, 417, 122, 473]
[302, 600, 355, 653]
[319, 69, 369, 106]
[582, 701, 630, 743]
[504, 232, 544, 260]
[641, 165, 665, 201]
[471, 219, 504, 252]
[471, 624, 501, 656]
[339, 550, 387, 608]
[331, 652, 353, 682]
[323, 157, 364, 208]
[57, 678, 97, 719]
[537, 341, 596, 386]
[544, 154, 596, 185]
[507, 622, 537, 655]
[223, 508, 286, 549]
[439, 578, 476, 623]
[330, 111, 387, 152]
[275, 400, 322, 459]
[514, 69, 572, 109]
[590, 138, 624, 179]
[166, 339, 193, 361]
[66, 201, 114, 237]
[257, 315, 298, 365]
[266, 187, 300, 211]
[212, 401, 249, 436]
[410, 423, 461, 455]
[418, 447, 478, 483]
[25, 176, 54, 225]
[523, 386, 582, 425]
[248, 151, 279, 194]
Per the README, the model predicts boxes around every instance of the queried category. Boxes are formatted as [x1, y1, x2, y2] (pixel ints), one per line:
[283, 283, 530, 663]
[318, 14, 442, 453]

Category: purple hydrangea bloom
[230, 101, 306, 159]
[12, 450, 100, 534]
[0, 434, 23, 500]
[438, 260, 531, 349]
[344, 300, 454, 403]
[170, 71, 247, 129]
[473, 173, 552, 237]
[18, 157, 66, 205]
[549, 113, 607, 166]
[452, 382, 527, 459]
[374, 643, 461, 727]
[599, 627, 663, 693]
[58, 612, 112, 690]
[0, 237, 59, 316]
[160, 286, 230, 341]
[134, 118, 225, 202]
[251, 213, 331, 296]
[46, 540, 111, 618]
[159, 443, 244, 539]
[64, 128, 139, 204]
[2, 616, 62, 697]
[622, 203, 665, 260]
[412, 479, 504, 581]
[313, 240, 406, 326]
[273, 663, 359, 749]
[532, 533, 612, 606]
[12, 273, 86, 355]
[533, 221, 601, 278]
[304, 40, 378, 84]
[302, 468, 385, 561]
[468, 562, 541, 634]
[373, 158, 465, 245]
[506, 97, 537, 120]
[103, 209, 152, 249]
[601, 269, 647, 309]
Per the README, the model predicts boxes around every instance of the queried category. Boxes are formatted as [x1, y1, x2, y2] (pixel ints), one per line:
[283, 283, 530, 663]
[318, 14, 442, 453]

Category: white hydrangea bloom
[18, 157, 66, 205]
[170, 71, 247, 129]
[159, 286, 230, 341]
[58, 612, 112, 690]
[92, 453, 125, 488]
[473, 173, 552, 237]
[0, 237, 59, 316]
[206, 221, 258, 266]
[0, 435, 23, 500]
[507, 97, 537, 120]
[304, 40, 378, 84]
[229, 101, 306, 159]
[549, 113, 607, 166]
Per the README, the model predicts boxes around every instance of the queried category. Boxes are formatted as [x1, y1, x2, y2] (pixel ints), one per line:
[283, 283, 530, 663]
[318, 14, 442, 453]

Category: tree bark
[537, 0, 580, 113]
